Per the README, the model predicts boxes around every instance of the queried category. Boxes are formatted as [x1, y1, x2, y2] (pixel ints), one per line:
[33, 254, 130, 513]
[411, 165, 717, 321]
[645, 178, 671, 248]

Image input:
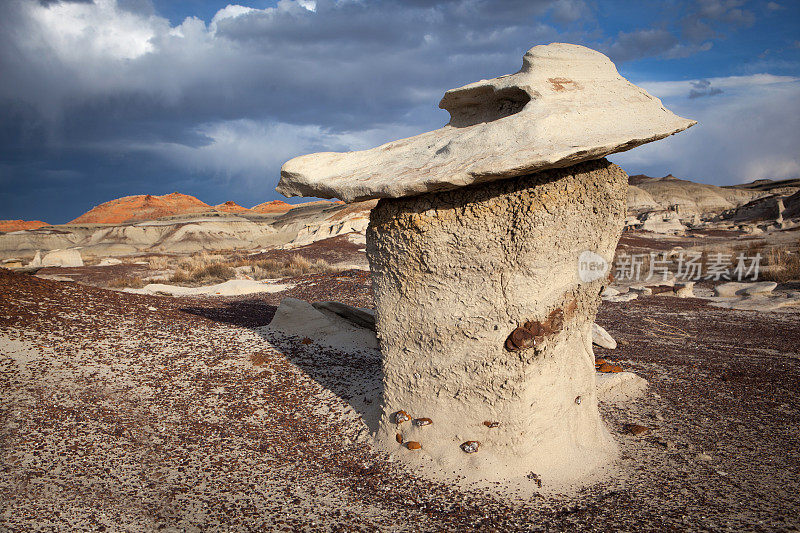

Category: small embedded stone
[483, 421, 499, 428]
[547, 308, 564, 332]
[574, 396, 582, 405]
[538, 321, 553, 336]
[396, 433, 403, 444]
[394, 410, 411, 424]
[413, 417, 433, 427]
[405, 441, 422, 450]
[301, 337, 313, 345]
[625, 423, 649, 436]
[524, 320, 543, 336]
[510, 327, 536, 350]
[598, 362, 614, 373]
[461, 441, 480, 453]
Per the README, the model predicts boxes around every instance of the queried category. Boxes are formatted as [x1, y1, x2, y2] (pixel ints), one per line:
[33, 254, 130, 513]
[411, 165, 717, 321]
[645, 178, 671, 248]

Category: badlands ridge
[1, 175, 796, 262]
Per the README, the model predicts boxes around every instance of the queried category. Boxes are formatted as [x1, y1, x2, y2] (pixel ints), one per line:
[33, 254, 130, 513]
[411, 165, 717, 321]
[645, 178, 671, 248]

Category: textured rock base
[366, 159, 627, 485]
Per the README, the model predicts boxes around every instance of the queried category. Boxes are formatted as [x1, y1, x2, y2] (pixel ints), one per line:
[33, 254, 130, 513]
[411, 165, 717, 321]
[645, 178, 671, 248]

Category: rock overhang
[276, 43, 696, 203]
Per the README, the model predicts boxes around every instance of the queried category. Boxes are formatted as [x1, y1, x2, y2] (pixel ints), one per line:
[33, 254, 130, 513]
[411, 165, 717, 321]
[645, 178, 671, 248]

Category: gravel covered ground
[1, 265, 799, 531]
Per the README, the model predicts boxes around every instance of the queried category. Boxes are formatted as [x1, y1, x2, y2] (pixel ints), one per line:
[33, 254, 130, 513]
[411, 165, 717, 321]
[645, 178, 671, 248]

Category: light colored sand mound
[596, 372, 648, 402]
[634, 176, 761, 216]
[42, 249, 83, 267]
[266, 297, 379, 352]
[124, 279, 293, 297]
[714, 281, 777, 297]
[626, 185, 659, 213]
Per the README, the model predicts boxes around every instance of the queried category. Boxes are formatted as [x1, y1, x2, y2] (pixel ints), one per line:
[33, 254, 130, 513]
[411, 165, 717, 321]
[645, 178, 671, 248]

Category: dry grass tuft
[189, 263, 236, 282]
[109, 276, 145, 289]
[148, 255, 172, 270]
[760, 248, 800, 283]
[237, 255, 335, 280]
[160, 251, 335, 285]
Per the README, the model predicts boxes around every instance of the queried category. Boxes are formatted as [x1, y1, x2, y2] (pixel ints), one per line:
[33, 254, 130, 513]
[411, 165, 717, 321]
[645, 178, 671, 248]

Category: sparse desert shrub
[289, 254, 312, 270]
[148, 255, 173, 270]
[163, 252, 335, 285]
[177, 251, 223, 271]
[760, 248, 800, 283]
[733, 240, 767, 254]
[109, 276, 145, 289]
[190, 263, 235, 281]
[169, 269, 191, 283]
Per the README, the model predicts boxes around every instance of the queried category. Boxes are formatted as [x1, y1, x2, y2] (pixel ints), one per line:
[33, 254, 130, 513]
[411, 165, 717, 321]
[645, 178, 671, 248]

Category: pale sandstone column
[275, 43, 695, 486]
[367, 159, 627, 483]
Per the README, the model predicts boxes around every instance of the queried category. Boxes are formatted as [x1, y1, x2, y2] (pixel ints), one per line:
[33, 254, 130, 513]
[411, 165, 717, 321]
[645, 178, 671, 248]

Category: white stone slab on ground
[124, 279, 293, 297]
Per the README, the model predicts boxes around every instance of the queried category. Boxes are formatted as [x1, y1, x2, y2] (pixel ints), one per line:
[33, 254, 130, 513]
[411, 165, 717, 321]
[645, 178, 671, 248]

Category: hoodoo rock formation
[277, 43, 695, 485]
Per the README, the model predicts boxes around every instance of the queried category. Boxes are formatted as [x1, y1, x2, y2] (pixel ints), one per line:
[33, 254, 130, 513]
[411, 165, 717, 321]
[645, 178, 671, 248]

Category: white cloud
[210, 4, 259, 31]
[28, 0, 158, 61]
[611, 75, 800, 183]
[639, 74, 799, 99]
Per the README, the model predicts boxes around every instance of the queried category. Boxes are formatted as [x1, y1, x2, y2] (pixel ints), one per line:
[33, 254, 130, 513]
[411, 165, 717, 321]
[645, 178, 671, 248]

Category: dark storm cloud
[38, 0, 93, 6]
[0, 0, 792, 224]
[604, 0, 754, 63]
[0, 0, 575, 146]
[688, 79, 723, 98]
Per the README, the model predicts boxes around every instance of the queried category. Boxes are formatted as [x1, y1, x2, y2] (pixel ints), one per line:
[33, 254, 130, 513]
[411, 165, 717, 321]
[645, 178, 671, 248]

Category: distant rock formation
[0, 199, 374, 259]
[628, 174, 762, 216]
[214, 201, 250, 213]
[0, 220, 49, 232]
[42, 248, 83, 267]
[251, 200, 293, 213]
[251, 199, 343, 214]
[69, 193, 212, 224]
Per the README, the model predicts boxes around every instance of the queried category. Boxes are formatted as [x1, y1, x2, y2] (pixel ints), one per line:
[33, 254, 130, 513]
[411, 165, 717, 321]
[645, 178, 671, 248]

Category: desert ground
[2, 176, 800, 531]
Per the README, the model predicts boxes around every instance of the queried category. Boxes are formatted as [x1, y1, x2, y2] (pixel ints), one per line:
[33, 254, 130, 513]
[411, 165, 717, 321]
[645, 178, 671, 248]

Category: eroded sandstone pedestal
[366, 159, 627, 483]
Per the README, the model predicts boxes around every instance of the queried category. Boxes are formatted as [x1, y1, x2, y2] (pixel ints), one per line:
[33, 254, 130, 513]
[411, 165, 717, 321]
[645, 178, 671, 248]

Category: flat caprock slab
[277, 43, 696, 202]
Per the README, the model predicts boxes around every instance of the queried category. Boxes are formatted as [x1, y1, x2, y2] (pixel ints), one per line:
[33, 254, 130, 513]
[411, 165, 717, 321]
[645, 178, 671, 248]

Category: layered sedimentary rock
[276, 43, 695, 485]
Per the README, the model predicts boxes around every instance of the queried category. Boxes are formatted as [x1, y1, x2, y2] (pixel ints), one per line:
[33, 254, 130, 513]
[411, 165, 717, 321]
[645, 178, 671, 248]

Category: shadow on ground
[180, 298, 384, 432]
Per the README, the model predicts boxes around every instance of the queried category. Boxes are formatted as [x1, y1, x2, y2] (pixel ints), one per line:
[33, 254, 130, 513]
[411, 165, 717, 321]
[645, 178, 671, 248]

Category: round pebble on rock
[461, 441, 480, 453]
[413, 417, 433, 426]
[406, 441, 422, 450]
[394, 410, 411, 424]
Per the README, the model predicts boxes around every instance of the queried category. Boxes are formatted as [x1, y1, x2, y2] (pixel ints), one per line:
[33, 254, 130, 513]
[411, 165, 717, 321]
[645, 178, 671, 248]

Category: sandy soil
[2, 256, 799, 531]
